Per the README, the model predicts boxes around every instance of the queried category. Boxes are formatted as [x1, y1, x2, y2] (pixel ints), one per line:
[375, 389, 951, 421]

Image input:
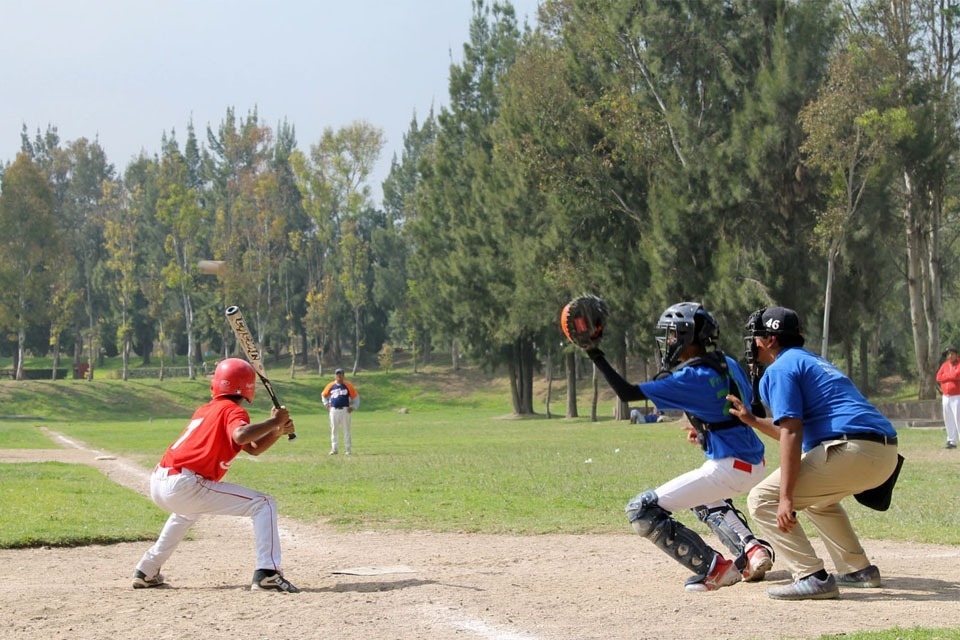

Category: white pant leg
[342, 411, 352, 453]
[943, 395, 960, 444]
[138, 469, 283, 575]
[330, 409, 351, 453]
[329, 409, 339, 451]
[655, 457, 767, 513]
[136, 511, 198, 578]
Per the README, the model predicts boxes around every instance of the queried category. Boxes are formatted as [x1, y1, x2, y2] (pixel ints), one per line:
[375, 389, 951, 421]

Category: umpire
[728, 306, 900, 600]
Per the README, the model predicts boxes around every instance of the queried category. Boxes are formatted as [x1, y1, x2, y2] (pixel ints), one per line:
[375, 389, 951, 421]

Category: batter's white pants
[136, 467, 283, 579]
[942, 394, 960, 445]
[329, 407, 352, 453]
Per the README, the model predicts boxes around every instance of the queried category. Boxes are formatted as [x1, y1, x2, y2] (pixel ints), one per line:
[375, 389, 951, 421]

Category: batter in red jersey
[322, 367, 359, 455]
[131, 358, 299, 593]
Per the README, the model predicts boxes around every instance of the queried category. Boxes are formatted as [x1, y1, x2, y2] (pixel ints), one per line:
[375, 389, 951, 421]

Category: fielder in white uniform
[322, 368, 359, 455]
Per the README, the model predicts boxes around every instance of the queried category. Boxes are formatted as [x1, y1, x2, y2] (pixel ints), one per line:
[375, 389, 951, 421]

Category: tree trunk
[352, 307, 362, 375]
[821, 240, 840, 358]
[15, 326, 25, 381]
[614, 346, 629, 421]
[859, 331, 870, 393]
[183, 290, 196, 380]
[565, 351, 578, 418]
[843, 336, 853, 379]
[412, 335, 419, 374]
[508, 351, 521, 414]
[158, 319, 166, 382]
[904, 171, 942, 399]
[122, 338, 130, 382]
[86, 327, 96, 381]
[51, 340, 60, 381]
[289, 334, 297, 379]
[545, 348, 553, 420]
[507, 339, 536, 415]
[519, 339, 535, 414]
[590, 362, 599, 422]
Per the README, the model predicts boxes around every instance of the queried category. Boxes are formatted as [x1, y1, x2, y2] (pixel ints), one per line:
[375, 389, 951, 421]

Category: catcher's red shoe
[685, 555, 741, 592]
[742, 543, 774, 582]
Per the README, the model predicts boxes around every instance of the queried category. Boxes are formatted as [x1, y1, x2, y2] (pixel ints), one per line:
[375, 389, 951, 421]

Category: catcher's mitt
[561, 295, 609, 350]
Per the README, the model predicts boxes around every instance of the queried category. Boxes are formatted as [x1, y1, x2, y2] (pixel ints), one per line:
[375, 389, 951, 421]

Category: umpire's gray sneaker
[767, 573, 839, 600]
[835, 564, 881, 588]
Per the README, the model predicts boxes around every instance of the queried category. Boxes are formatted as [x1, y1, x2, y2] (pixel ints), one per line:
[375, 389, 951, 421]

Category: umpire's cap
[746, 306, 803, 341]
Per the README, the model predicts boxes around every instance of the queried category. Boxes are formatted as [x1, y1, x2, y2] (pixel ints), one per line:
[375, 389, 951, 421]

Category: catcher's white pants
[655, 456, 767, 513]
[942, 394, 960, 445]
[329, 407, 352, 453]
[136, 467, 283, 578]
[655, 456, 767, 544]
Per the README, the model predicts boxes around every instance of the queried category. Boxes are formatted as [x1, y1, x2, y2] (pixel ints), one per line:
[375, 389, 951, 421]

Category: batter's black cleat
[132, 569, 165, 589]
[251, 569, 300, 593]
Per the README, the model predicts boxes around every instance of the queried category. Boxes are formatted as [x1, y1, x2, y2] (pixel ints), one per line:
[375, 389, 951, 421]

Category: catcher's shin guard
[694, 500, 754, 560]
[626, 491, 715, 576]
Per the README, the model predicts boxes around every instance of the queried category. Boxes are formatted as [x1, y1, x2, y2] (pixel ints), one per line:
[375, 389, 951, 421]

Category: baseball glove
[561, 295, 609, 350]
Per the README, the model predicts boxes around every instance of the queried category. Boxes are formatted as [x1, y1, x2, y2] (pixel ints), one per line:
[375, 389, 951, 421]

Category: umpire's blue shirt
[760, 347, 897, 452]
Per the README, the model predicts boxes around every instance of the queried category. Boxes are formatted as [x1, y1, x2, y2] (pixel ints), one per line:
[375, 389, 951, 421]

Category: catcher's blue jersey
[639, 355, 765, 464]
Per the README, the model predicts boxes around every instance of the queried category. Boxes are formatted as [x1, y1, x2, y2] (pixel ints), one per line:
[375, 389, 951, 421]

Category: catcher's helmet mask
[655, 302, 720, 371]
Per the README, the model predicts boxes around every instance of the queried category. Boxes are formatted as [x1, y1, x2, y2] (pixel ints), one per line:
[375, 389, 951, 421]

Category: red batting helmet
[210, 358, 256, 403]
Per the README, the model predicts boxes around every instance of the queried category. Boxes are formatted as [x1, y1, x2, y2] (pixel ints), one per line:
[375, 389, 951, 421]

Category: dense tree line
[2, 0, 960, 411]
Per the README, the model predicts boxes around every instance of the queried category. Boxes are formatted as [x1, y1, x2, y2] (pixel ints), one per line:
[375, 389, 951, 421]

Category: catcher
[561, 296, 774, 592]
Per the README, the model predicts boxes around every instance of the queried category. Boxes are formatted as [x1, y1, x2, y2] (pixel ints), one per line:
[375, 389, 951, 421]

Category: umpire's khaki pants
[747, 439, 899, 581]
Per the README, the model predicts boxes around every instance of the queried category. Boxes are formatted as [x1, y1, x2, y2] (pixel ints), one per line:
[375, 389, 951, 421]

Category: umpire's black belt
[833, 432, 898, 446]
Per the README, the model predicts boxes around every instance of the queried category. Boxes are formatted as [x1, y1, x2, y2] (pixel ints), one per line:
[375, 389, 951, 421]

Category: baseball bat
[224, 305, 296, 441]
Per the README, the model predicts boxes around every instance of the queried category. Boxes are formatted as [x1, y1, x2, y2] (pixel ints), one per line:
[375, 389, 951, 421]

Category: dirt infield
[2, 438, 959, 640]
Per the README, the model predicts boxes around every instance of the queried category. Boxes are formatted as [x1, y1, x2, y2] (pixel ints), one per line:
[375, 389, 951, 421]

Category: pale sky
[0, 0, 541, 203]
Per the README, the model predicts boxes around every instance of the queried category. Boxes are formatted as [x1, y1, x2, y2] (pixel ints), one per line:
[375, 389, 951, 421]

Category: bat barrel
[225, 305, 240, 316]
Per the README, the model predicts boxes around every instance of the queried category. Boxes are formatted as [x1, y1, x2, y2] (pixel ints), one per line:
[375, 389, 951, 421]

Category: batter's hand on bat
[271, 405, 296, 437]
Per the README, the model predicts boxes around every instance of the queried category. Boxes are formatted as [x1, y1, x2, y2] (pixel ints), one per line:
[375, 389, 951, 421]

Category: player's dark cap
[947, 346, 959, 355]
[746, 306, 802, 338]
[335, 368, 345, 375]
[760, 307, 802, 337]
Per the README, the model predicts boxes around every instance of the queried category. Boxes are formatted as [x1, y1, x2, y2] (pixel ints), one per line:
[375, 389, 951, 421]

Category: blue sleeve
[761, 365, 804, 424]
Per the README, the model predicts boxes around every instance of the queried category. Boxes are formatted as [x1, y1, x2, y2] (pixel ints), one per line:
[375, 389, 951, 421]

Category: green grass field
[1, 361, 957, 639]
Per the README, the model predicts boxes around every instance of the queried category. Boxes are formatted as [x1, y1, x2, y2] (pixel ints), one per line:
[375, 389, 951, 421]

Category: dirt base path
[2, 434, 959, 640]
